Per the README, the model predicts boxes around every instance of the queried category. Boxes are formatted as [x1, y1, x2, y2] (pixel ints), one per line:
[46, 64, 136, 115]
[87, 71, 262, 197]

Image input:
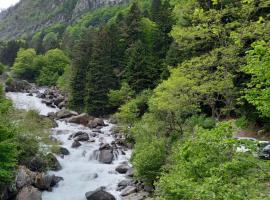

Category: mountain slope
[0, 0, 125, 40]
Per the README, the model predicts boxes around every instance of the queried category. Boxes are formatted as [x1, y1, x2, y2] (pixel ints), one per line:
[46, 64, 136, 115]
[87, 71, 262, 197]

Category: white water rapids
[6, 92, 131, 200]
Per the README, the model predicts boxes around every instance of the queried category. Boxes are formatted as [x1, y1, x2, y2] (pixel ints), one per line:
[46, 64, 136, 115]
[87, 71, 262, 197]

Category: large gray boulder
[85, 187, 116, 200]
[88, 118, 105, 129]
[59, 147, 70, 155]
[98, 150, 114, 164]
[73, 132, 89, 142]
[72, 140, 81, 148]
[56, 109, 78, 119]
[16, 166, 36, 189]
[46, 153, 62, 171]
[16, 186, 42, 200]
[115, 164, 130, 174]
[122, 192, 148, 200]
[5, 80, 33, 92]
[68, 113, 93, 125]
[120, 186, 137, 197]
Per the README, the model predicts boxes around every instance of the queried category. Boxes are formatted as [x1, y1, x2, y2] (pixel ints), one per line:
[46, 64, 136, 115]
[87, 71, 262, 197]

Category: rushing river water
[7, 91, 131, 200]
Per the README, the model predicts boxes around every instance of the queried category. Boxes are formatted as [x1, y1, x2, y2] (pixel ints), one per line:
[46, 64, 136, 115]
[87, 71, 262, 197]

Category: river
[7, 91, 131, 200]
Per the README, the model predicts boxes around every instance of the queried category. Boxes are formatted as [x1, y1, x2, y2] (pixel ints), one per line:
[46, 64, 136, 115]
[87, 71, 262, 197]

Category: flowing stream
[7, 91, 131, 200]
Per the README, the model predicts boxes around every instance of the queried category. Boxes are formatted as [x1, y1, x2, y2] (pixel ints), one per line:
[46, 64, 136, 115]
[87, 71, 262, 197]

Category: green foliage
[115, 90, 152, 127]
[0, 63, 6, 75]
[37, 49, 70, 86]
[155, 122, 270, 200]
[57, 64, 72, 93]
[0, 40, 26, 67]
[132, 138, 167, 184]
[235, 116, 249, 129]
[241, 41, 270, 118]
[10, 109, 58, 168]
[12, 48, 39, 81]
[83, 26, 118, 116]
[0, 85, 17, 186]
[108, 82, 135, 108]
[42, 32, 58, 51]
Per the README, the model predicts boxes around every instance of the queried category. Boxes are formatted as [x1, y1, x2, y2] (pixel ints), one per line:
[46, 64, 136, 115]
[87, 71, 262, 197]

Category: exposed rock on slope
[0, 0, 126, 40]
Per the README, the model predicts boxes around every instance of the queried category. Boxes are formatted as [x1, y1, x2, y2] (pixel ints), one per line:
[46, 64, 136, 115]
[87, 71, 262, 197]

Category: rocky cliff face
[72, 0, 124, 18]
[0, 0, 125, 40]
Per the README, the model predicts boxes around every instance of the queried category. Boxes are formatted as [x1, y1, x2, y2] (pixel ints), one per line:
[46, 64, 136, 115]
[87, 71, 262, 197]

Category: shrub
[37, 49, 70, 86]
[155, 122, 270, 200]
[132, 138, 166, 185]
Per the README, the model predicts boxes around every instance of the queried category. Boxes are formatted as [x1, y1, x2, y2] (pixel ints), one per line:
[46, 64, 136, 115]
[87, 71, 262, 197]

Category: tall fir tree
[125, 40, 160, 93]
[69, 30, 96, 112]
[84, 26, 117, 116]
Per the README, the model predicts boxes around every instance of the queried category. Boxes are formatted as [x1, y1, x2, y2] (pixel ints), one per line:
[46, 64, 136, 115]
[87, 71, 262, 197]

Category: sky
[0, 0, 20, 10]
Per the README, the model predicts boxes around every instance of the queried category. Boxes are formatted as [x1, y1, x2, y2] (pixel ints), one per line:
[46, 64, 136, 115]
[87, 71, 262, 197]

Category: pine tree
[151, 0, 174, 58]
[125, 2, 142, 46]
[84, 26, 117, 116]
[69, 30, 96, 112]
[125, 40, 160, 93]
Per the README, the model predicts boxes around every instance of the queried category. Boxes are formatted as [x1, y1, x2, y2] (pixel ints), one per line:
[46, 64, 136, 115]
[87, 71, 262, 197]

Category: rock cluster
[14, 166, 63, 200]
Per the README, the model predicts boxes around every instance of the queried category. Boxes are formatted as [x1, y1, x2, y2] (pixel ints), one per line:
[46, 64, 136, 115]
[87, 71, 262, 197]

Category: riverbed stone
[68, 113, 92, 125]
[72, 140, 81, 148]
[34, 173, 53, 191]
[85, 187, 116, 200]
[56, 109, 78, 119]
[121, 192, 148, 200]
[59, 147, 70, 155]
[88, 118, 106, 128]
[117, 180, 132, 191]
[115, 164, 130, 174]
[99, 143, 111, 150]
[120, 186, 137, 196]
[46, 153, 62, 171]
[28, 157, 45, 172]
[16, 166, 36, 189]
[126, 168, 134, 177]
[5, 80, 33, 93]
[74, 132, 89, 142]
[99, 150, 114, 164]
[16, 186, 42, 200]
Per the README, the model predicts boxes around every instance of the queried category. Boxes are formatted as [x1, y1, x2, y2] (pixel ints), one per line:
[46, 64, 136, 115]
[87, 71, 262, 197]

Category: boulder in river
[56, 109, 78, 119]
[72, 140, 81, 148]
[121, 192, 148, 200]
[6, 80, 33, 93]
[120, 186, 137, 197]
[16, 186, 42, 200]
[88, 118, 105, 129]
[46, 153, 62, 171]
[68, 113, 93, 125]
[34, 173, 53, 191]
[59, 147, 70, 155]
[115, 164, 130, 174]
[99, 143, 111, 150]
[85, 187, 116, 200]
[126, 168, 134, 177]
[16, 166, 36, 189]
[98, 150, 114, 164]
[73, 132, 89, 142]
[28, 157, 46, 172]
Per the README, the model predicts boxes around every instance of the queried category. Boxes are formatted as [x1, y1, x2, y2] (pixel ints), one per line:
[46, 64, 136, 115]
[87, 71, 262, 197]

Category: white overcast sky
[0, 0, 20, 10]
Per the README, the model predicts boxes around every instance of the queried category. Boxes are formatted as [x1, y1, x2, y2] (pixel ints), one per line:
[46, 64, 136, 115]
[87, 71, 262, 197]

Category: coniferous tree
[69, 30, 96, 112]
[151, 0, 174, 58]
[125, 2, 142, 46]
[84, 26, 117, 116]
[125, 40, 160, 93]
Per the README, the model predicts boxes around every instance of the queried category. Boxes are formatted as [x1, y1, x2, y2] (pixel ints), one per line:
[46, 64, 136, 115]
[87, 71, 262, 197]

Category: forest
[1, 0, 270, 199]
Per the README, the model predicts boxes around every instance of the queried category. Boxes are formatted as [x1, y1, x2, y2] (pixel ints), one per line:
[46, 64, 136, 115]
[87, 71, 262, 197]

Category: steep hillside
[0, 0, 126, 40]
